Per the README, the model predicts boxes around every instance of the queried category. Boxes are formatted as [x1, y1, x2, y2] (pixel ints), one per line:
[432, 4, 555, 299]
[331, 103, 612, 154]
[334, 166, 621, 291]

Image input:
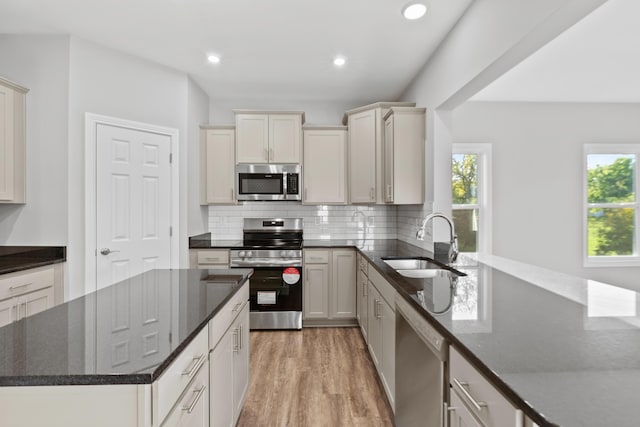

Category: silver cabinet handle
[182, 354, 206, 378]
[239, 324, 243, 351]
[452, 378, 487, 411]
[232, 302, 242, 312]
[9, 283, 32, 292]
[182, 385, 206, 414]
[233, 328, 240, 353]
[100, 248, 120, 255]
[230, 188, 234, 201]
[370, 187, 375, 201]
[444, 402, 456, 427]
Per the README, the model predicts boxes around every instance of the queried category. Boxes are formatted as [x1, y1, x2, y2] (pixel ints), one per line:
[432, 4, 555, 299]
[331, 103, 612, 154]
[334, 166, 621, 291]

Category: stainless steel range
[230, 218, 303, 330]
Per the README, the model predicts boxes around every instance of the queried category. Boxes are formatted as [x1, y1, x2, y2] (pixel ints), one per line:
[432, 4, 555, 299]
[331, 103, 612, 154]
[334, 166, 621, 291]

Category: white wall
[66, 37, 209, 298]
[397, 0, 607, 248]
[0, 35, 70, 246]
[187, 79, 210, 235]
[453, 101, 640, 291]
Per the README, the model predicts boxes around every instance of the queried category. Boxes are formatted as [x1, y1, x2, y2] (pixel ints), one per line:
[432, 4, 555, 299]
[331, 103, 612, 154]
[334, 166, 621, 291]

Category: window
[452, 144, 491, 254]
[584, 145, 640, 266]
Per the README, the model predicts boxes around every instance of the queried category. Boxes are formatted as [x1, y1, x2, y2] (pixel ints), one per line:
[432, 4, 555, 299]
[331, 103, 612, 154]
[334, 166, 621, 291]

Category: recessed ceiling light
[333, 56, 346, 67]
[207, 54, 221, 64]
[402, 3, 427, 20]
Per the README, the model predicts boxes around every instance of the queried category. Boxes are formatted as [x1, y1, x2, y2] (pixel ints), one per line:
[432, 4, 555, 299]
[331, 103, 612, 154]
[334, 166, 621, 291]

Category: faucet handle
[449, 235, 459, 263]
[416, 228, 425, 240]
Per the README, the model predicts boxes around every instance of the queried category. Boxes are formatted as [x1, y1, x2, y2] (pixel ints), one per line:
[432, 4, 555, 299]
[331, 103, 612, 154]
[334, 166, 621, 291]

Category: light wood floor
[236, 327, 395, 427]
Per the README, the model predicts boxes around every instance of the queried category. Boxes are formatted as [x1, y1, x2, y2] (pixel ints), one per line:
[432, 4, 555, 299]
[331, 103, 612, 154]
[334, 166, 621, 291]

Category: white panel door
[348, 110, 377, 203]
[269, 114, 301, 163]
[96, 124, 172, 290]
[235, 114, 269, 163]
[303, 129, 346, 204]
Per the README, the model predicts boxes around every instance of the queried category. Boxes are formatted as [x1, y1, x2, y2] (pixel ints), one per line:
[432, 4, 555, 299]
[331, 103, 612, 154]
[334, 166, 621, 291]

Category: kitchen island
[0, 268, 252, 427]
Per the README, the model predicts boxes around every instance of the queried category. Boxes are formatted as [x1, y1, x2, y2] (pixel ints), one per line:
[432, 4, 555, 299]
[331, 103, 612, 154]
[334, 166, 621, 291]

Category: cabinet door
[303, 129, 346, 204]
[357, 271, 369, 342]
[0, 84, 15, 201]
[383, 115, 394, 203]
[330, 249, 356, 319]
[22, 286, 54, 319]
[233, 304, 250, 423]
[269, 114, 301, 163]
[449, 388, 484, 427]
[210, 330, 234, 427]
[162, 361, 209, 427]
[236, 114, 269, 163]
[348, 109, 377, 203]
[367, 286, 381, 368]
[380, 298, 396, 409]
[304, 264, 329, 319]
[203, 129, 236, 204]
[0, 297, 15, 327]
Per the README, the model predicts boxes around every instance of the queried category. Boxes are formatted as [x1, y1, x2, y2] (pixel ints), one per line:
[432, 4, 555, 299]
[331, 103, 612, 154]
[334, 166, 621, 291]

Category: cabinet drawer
[368, 266, 396, 310]
[155, 326, 209, 424]
[304, 250, 329, 264]
[197, 250, 229, 265]
[449, 346, 521, 427]
[161, 358, 209, 427]
[0, 265, 55, 301]
[209, 282, 249, 349]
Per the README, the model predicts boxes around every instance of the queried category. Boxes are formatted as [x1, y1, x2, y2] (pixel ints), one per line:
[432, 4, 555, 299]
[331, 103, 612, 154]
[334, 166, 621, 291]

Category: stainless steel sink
[383, 258, 440, 270]
[381, 256, 466, 278]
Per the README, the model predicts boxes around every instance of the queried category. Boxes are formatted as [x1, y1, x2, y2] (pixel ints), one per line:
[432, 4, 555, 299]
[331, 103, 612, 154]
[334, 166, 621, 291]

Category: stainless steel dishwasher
[395, 295, 448, 427]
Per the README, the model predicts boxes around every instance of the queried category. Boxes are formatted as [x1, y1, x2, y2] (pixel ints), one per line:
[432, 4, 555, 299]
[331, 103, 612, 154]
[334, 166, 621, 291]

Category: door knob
[100, 248, 120, 255]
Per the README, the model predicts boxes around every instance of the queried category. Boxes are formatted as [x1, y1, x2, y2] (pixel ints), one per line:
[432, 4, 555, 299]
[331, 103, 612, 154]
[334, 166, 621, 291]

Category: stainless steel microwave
[236, 164, 301, 201]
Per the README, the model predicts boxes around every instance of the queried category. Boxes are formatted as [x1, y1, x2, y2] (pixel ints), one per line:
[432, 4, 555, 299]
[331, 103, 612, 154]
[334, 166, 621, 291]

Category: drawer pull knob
[182, 385, 206, 414]
[182, 354, 206, 378]
[452, 378, 487, 412]
[232, 302, 242, 312]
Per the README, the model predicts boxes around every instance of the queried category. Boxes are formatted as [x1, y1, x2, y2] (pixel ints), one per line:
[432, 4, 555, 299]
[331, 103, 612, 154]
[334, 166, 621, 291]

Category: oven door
[247, 266, 302, 312]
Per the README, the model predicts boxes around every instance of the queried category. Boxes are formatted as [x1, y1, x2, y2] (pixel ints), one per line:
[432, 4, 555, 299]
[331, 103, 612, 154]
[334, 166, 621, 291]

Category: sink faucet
[416, 213, 459, 263]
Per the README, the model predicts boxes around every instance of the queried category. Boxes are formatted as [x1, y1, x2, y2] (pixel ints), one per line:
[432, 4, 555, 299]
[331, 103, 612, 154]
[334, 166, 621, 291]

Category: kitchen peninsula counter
[309, 238, 640, 427]
[0, 246, 66, 275]
[0, 268, 252, 386]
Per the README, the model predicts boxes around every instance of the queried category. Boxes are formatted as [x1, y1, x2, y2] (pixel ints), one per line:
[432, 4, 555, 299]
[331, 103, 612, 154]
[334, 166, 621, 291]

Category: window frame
[583, 144, 640, 267]
[452, 143, 492, 255]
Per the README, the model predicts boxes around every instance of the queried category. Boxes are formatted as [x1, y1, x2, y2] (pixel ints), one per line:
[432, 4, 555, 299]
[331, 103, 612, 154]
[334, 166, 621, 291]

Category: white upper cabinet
[0, 76, 28, 204]
[234, 110, 304, 164]
[343, 102, 415, 204]
[383, 107, 426, 205]
[201, 126, 236, 205]
[302, 126, 347, 205]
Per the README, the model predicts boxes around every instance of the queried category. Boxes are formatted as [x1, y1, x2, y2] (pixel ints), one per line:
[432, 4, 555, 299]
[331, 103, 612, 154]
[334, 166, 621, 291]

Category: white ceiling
[0, 0, 472, 104]
[472, 0, 640, 103]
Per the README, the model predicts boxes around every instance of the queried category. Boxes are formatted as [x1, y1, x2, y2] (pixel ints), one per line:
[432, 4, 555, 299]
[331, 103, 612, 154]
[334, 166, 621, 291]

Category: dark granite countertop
[188, 232, 243, 249]
[0, 246, 66, 275]
[350, 239, 640, 427]
[187, 235, 640, 426]
[0, 268, 252, 386]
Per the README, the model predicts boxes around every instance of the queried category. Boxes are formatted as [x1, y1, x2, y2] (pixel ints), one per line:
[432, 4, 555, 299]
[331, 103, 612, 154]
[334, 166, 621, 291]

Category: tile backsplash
[396, 203, 434, 249]
[208, 203, 397, 240]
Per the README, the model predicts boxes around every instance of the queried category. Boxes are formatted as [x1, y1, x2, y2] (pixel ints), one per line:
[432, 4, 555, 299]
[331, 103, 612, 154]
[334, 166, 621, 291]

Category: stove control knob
[280, 251, 288, 258]
[238, 251, 246, 258]
[288, 251, 296, 258]
[246, 251, 253, 258]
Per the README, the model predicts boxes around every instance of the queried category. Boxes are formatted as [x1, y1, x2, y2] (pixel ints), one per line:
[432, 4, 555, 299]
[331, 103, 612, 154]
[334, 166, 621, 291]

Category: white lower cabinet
[366, 265, 396, 411]
[189, 249, 230, 269]
[449, 388, 484, 427]
[356, 253, 369, 341]
[449, 346, 524, 427]
[161, 360, 209, 427]
[210, 301, 250, 427]
[0, 264, 62, 328]
[303, 249, 356, 323]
